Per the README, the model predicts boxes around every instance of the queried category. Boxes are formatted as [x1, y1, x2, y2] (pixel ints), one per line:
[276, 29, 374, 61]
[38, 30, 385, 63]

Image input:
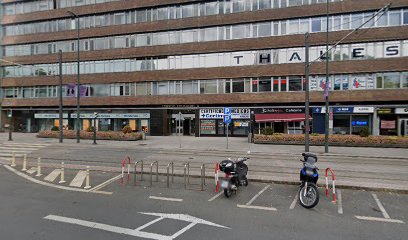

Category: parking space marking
[89, 174, 122, 192]
[372, 193, 390, 219]
[337, 190, 343, 215]
[245, 185, 270, 206]
[289, 194, 298, 210]
[355, 216, 404, 224]
[149, 196, 183, 202]
[26, 167, 36, 175]
[236, 205, 277, 211]
[208, 192, 223, 202]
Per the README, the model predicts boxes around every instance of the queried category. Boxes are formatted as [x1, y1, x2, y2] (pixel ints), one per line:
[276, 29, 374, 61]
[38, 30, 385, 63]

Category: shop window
[333, 115, 350, 135]
[288, 76, 302, 91]
[200, 120, 216, 135]
[383, 73, 400, 89]
[351, 115, 370, 135]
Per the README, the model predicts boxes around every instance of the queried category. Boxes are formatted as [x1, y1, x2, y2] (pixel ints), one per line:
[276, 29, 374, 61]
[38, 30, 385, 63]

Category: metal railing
[200, 164, 206, 191]
[150, 161, 159, 187]
[134, 160, 144, 186]
[167, 162, 174, 188]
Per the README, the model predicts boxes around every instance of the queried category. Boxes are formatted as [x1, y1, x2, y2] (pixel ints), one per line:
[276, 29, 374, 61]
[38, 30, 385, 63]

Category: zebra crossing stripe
[26, 167, 37, 175]
[44, 169, 61, 182]
[69, 171, 87, 187]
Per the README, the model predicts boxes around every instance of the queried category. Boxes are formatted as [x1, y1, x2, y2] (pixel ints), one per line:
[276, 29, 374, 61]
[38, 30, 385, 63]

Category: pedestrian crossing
[0, 142, 50, 164]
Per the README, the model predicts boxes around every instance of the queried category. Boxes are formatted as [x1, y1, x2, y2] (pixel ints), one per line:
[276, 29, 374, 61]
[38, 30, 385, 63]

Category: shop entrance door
[273, 122, 284, 133]
[183, 118, 190, 136]
[401, 119, 408, 136]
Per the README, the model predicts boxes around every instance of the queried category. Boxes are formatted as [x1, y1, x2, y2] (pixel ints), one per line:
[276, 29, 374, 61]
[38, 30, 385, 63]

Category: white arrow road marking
[44, 212, 230, 240]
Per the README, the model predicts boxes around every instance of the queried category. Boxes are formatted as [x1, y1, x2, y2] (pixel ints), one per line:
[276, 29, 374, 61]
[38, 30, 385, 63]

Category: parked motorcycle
[219, 151, 250, 198]
[298, 152, 319, 208]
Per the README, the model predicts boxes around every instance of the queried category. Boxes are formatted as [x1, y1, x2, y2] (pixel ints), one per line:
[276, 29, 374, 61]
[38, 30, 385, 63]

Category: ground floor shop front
[2, 105, 407, 137]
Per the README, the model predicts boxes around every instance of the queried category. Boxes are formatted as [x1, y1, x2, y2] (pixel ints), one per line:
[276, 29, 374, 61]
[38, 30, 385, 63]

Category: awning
[255, 113, 312, 123]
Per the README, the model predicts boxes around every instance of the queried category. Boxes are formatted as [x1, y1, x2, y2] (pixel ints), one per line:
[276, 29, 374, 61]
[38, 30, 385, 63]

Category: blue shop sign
[333, 107, 354, 113]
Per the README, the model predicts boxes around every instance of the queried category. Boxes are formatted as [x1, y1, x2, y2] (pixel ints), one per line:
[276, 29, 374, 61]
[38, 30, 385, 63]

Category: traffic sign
[223, 115, 231, 124]
[224, 107, 232, 115]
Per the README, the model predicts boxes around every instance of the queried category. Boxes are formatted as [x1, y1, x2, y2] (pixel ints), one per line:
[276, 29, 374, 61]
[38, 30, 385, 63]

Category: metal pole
[59, 50, 63, 143]
[305, 32, 310, 152]
[324, 0, 330, 153]
[226, 123, 229, 149]
[76, 16, 81, 144]
[93, 115, 97, 145]
[178, 112, 181, 148]
[8, 109, 12, 141]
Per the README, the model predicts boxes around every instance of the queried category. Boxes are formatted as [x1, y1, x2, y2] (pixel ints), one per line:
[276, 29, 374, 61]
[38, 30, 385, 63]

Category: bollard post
[35, 157, 42, 177]
[200, 165, 204, 191]
[59, 162, 66, 184]
[84, 166, 91, 189]
[184, 162, 190, 189]
[10, 151, 16, 167]
[127, 157, 131, 183]
[21, 154, 27, 171]
[167, 163, 170, 188]
[120, 159, 125, 185]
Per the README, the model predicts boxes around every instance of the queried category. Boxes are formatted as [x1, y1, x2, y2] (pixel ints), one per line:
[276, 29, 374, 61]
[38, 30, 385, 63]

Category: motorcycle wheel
[298, 183, 319, 209]
[224, 188, 233, 198]
[243, 178, 248, 186]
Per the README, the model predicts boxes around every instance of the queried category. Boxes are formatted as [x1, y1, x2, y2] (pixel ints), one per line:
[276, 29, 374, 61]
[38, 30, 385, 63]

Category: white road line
[355, 216, 404, 224]
[289, 194, 298, 210]
[89, 174, 122, 192]
[2, 143, 50, 147]
[4, 165, 111, 195]
[372, 193, 390, 219]
[337, 190, 343, 214]
[236, 205, 277, 211]
[149, 196, 183, 202]
[26, 167, 37, 175]
[170, 222, 197, 239]
[134, 217, 165, 231]
[69, 170, 87, 187]
[44, 169, 61, 182]
[0, 148, 36, 152]
[246, 185, 270, 206]
[208, 192, 223, 202]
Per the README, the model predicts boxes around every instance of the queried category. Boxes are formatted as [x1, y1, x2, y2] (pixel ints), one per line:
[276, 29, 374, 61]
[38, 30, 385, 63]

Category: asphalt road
[1, 165, 407, 240]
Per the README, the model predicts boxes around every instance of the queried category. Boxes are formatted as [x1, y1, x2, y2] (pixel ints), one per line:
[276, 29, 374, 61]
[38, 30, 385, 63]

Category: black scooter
[298, 152, 319, 208]
[219, 151, 250, 198]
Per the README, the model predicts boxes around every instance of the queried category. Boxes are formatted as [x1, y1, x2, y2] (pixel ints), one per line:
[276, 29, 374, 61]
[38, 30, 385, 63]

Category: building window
[200, 80, 218, 94]
[383, 73, 401, 89]
[289, 76, 302, 91]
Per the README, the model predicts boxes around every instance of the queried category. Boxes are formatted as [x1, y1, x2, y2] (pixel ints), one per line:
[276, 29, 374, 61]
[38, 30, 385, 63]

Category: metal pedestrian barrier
[167, 162, 174, 188]
[134, 160, 144, 186]
[150, 161, 159, 187]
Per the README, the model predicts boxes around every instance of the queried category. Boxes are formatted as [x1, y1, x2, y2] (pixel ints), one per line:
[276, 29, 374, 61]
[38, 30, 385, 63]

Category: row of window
[3, 40, 408, 78]
[3, 0, 120, 15]
[3, 72, 407, 99]
[4, 8, 408, 57]
[3, 0, 340, 17]
[3, 0, 343, 36]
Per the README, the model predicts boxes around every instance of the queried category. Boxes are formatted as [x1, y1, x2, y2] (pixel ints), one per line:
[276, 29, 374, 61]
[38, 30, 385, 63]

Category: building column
[372, 108, 379, 136]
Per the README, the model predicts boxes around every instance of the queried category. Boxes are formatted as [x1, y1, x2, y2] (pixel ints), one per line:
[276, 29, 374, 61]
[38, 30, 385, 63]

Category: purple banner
[66, 84, 88, 97]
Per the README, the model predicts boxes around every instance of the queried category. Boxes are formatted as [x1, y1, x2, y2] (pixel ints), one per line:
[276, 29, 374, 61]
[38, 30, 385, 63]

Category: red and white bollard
[120, 159, 126, 185]
[325, 168, 336, 203]
[127, 157, 131, 183]
[215, 163, 219, 193]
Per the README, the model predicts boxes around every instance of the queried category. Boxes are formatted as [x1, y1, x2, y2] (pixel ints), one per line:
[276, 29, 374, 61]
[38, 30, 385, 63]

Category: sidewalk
[1, 133, 408, 193]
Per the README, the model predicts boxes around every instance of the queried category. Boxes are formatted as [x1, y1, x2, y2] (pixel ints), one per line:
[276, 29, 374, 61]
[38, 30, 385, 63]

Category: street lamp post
[324, 0, 330, 153]
[67, 10, 81, 144]
[58, 50, 63, 143]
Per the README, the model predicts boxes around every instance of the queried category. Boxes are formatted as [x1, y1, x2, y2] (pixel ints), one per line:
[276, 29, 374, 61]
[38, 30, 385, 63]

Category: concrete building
[1, 0, 408, 137]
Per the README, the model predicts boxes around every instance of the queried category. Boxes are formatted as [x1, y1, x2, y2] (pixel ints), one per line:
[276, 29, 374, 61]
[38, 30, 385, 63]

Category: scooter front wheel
[298, 183, 319, 209]
[224, 188, 233, 198]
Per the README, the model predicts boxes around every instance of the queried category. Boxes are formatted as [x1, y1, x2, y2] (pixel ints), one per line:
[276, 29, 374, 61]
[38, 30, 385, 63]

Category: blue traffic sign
[223, 115, 232, 124]
[224, 107, 232, 115]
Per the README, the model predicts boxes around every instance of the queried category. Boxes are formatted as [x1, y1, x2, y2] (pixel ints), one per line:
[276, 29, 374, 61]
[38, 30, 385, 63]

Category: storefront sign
[377, 108, 393, 114]
[260, 108, 304, 114]
[199, 108, 250, 119]
[353, 107, 375, 113]
[333, 107, 354, 113]
[71, 113, 150, 119]
[381, 120, 396, 129]
[395, 108, 408, 114]
[34, 113, 68, 119]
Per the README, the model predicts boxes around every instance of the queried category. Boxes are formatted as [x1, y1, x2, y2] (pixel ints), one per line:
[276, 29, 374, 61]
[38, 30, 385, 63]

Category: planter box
[37, 130, 142, 141]
[254, 134, 408, 148]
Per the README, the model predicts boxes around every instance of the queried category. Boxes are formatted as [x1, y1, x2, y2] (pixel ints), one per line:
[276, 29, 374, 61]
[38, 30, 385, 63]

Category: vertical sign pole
[59, 50, 63, 143]
[305, 32, 310, 152]
[226, 122, 229, 149]
[178, 112, 181, 148]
